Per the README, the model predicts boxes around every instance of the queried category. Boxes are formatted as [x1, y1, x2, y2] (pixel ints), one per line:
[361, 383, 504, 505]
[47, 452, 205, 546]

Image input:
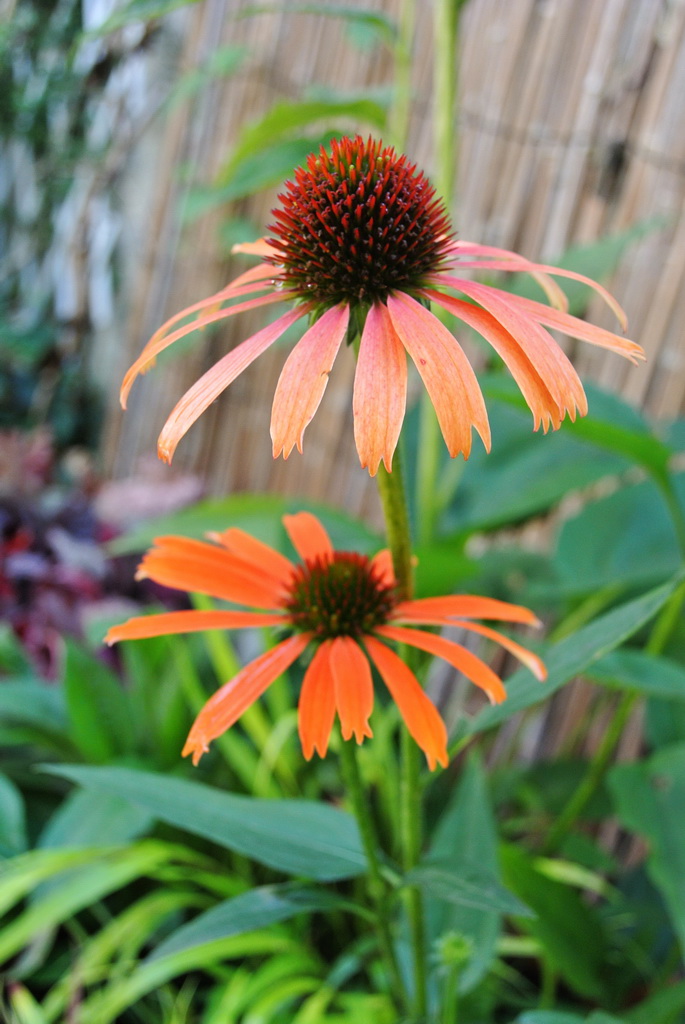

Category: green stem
[376, 451, 414, 600]
[338, 740, 407, 1011]
[387, 0, 415, 151]
[655, 473, 685, 561]
[543, 579, 685, 854]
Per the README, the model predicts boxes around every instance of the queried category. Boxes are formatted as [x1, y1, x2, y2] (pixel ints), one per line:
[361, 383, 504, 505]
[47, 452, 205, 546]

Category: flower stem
[377, 451, 414, 600]
[376, 447, 428, 1020]
[338, 739, 407, 1011]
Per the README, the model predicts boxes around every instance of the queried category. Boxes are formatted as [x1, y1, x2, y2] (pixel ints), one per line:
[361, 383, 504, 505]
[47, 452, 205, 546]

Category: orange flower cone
[106, 512, 546, 770]
[120, 136, 644, 475]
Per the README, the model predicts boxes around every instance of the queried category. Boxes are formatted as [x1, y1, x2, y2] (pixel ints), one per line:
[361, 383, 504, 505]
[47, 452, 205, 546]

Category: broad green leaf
[440, 397, 627, 536]
[0, 847, 129, 917]
[108, 494, 380, 556]
[469, 577, 680, 735]
[64, 643, 134, 762]
[553, 474, 684, 595]
[0, 623, 32, 674]
[0, 773, 27, 856]
[407, 865, 530, 917]
[0, 680, 67, 730]
[6, 984, 49, 1024]
[515, 1015, 585, 1024]
[422, 754, 502, 991]
[220, 96, 387, 181]
[586, 649, 685, 700]
[38, 789, 152, 848]
[44, 765, 366, 880]
[501, 844, 608, 999]
[609, 743, 685, 955]
[239, 4, 397, 45]
[150, 883, 347, 961]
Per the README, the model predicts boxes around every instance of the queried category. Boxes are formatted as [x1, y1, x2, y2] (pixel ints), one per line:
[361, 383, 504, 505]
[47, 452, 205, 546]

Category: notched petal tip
[181, 735, 210, 766]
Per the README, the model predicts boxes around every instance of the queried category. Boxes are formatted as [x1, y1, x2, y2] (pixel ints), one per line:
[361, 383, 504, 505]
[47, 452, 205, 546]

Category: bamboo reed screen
[102, 0, 685, 511]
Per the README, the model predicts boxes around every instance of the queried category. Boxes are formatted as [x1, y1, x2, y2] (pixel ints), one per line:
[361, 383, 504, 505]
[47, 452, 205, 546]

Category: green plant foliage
[43, 765, 366, 881]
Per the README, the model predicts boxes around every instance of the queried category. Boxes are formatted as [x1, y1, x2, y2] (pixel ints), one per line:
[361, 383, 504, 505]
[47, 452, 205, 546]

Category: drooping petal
[182, 633, 310, 765]
[451, 619, 547, 682]
[377, 624, 506, 705]
[231, 239, 280, 258]
[271, 304, 350, 458]
[209, 528, 295, 592]
[136, 536, 285, 608]
[394, 595, 541, 627]
[298, 640, 336, 759]
[283, 512, 334, 565]
[363, 635, 448, 770]
[105, 609, 286, 645]
[329, 636, 374, 743]
[121, 290, 289, 408]
[437, 256, 569, 311]
[369, 548, 396, 588]
[503, 293, 645, 364]
[449, 240, 629, 329]
[425, 289, 564, 431]
[353, 301, 407, 474]
[387, 292, 491, 459]
[157, 307, 307, 463]
[441, 277, 588, 420]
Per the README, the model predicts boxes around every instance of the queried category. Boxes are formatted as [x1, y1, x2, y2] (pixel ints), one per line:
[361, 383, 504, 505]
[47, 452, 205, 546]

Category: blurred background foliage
[2, 0, 685, 1022]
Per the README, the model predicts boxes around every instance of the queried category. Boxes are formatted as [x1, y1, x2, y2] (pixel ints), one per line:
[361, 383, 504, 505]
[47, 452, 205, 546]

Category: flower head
[106, 512, 546, 770]
[121, 136, 644, 475]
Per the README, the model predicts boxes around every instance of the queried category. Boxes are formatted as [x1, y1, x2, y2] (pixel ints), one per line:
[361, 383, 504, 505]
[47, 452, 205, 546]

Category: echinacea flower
[106, 512, 546, 769]
[121, 136, 644, 475]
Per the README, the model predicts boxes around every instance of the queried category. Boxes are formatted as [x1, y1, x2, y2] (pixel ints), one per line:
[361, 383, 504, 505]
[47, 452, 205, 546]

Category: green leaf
[149, 883, 347, 962]
[469, 577, 680, 735]
[422, 754, 502, 991]
[407, 865, 530, 917]
[108, 494, 380, 557]
[238, 4, 397, 45]
[609, 743, 685, 955]
[0, 773, 27, 856]
[501, 844, 608, 999]
[440, 396, 628, 536]
[586, 649, 685, 699]
[38, 789, 152, 848]
[64, 643, 134, 762]
[553, 475, 684, 595]
[625, 980, 685, 1024]
[219, 96, 387, 182]
[43, 765, 366, 881]
[515, 1015, 585, 1024]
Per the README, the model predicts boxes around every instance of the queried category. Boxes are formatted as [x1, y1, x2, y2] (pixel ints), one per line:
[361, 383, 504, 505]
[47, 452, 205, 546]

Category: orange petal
[298, 641, 336, 759]
[451, 619, 547, 682]
[451, 240, 628, 329]
[209, 528, 295, 592]
[363, 636, 448, 771]
[182, 633, 310, 765]
[387, 292, 491, 459]
[231, 238, 280, 258]
[505, 293, 645, 364]
[329, 636, 374, 744]
[369, 549, 396, 588]
[105, 609, 286, 645]
[377, 624, 506, 705]
[353, 302, 407, 474]
[426, 289, 564, 432]
[136, 536, 284, 608]
[394, 595, 541, 626]
[442, 278, 588, 421]
[121, 289, 289, 409]
[157, 308, 306, 463]
[283, 512, 334, 565]
[271, 304, 349, 458]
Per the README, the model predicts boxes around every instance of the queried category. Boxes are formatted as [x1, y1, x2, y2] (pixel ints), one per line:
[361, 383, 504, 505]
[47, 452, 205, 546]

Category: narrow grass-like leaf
[469, 577, 680, 735]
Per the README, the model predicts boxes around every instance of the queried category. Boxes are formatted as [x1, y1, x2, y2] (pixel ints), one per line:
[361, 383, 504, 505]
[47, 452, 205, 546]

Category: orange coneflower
[106, 512, 546, 769]
[120, 136, 644, 475]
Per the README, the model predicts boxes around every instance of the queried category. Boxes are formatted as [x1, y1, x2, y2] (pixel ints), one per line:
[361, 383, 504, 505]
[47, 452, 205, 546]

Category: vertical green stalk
[338, 739, 407, 1012]
[387, 0, 416, 151]
[417, 0, 461, 546]
[375, 449, 428, 1020]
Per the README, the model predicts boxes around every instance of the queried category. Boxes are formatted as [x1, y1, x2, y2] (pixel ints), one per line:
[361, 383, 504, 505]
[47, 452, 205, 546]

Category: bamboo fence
[101, 0, 685, 503]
